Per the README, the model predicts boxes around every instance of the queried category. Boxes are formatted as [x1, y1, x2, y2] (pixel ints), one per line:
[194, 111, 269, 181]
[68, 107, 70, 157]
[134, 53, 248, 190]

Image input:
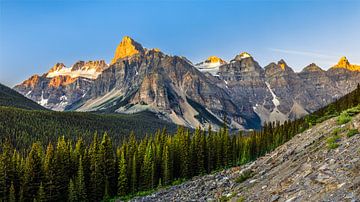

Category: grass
[236, 196, 246, 202]
[235, 170, 253, 183]
[337, 112, 352, 125]
[347, 129, 359, 138]
[326, 134, 341, 150]
[336, 105, 360, 125]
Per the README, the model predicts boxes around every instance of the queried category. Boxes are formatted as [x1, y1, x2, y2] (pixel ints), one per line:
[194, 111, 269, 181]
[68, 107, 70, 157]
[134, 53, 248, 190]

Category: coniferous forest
[0, 84, 359, 201]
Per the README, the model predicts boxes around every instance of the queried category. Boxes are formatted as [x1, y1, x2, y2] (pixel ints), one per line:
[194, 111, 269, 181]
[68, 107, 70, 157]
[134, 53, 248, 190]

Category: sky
[0, 0, 359, 87]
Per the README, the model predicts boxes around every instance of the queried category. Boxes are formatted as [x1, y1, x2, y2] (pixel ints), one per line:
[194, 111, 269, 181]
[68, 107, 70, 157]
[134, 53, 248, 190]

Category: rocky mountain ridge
[13, 36, 360, 129]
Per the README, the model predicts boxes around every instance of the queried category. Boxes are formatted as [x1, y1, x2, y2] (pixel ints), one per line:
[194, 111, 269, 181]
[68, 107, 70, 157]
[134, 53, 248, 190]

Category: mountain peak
[278, 59, 287, 70]
[111, 36, 145, 64]
[336, 56, 350, 67]
[302, 63, 324, 72]
[234, 52, 252, 61]
[206, 56, 226, 64]
[48, 63, 66, 73]
[332, 56, 360, 71]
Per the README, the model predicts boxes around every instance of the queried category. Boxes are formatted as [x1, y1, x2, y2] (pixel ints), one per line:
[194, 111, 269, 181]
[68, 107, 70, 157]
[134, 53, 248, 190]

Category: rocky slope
[131, 113, 360, 202]
[13, 36, 360, 129]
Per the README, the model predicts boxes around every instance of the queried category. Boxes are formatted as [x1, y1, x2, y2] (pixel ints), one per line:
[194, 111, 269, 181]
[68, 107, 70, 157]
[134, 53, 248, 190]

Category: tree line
[0, 84, 359, 201]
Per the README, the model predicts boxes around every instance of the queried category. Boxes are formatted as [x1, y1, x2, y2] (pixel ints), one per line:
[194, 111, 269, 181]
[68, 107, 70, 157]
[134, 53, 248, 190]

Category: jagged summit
[234, 52, 252, 61]
[48, 63, 66, 73]
[46, 60, 108, 80]
[332, 56, 360, 71]
[278, 59, 287, 70]
[111, 36, 145, 64]
[206, 56, 226, 64]
[302, 63, 324, 72]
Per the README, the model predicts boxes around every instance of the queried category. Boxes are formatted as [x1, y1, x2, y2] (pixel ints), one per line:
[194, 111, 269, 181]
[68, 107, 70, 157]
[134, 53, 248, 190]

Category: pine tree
[90, 133, 104, 201]
[43, 143, 57, 201]
[100, 132, 116, 196]
[117, 150, 128, 196]
[76, 156, 87, 201]
[0, 140, 12, 201]
[37, 182, 45, 202]
[9, 181, 15, 202]
[54, 136, 71, 201]
[68, 179, 77, 202]
[130, 154, 137, 193]
[162, 144, 171, 185]
[23, 143, 43, 201]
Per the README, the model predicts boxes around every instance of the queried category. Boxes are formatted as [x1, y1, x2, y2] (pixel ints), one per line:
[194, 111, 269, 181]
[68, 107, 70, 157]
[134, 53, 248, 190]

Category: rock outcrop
[131, 113, 360, 202]
[111, 36, 145, 64]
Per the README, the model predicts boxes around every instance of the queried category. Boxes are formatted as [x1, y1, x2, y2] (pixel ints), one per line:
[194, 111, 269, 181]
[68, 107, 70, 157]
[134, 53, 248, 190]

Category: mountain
[0, 82, 46, 110]
[13, 36, 360, 129]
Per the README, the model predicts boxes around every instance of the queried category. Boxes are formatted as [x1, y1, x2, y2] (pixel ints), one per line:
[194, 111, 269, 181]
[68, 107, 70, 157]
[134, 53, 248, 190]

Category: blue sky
[0, 0, 359, 86]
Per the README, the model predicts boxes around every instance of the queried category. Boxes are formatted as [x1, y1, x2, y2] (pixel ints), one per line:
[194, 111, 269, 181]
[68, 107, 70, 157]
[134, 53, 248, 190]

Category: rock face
[13, 36, 360, 129]
[131, 113, 360, 202]
[111, 36, 145, 64]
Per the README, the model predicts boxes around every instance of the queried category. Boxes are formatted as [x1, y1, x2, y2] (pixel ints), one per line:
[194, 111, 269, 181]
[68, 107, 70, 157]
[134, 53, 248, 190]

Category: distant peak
[48, 63, 66, 73]
[332, 56, 360, 71]
[334, 56, 350, 68]
[277, 59, 287, 70]
[206, 56, 226, 64]
[234, 52, 252, 61]
[111, 36, 144, 64]
[302, 63, 324, 72]
[239, 52, 252, 59]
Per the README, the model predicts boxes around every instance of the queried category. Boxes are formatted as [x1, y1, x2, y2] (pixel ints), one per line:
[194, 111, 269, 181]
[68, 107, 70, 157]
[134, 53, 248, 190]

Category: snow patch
[195, 62, 222, 76]
[25, 91, 32, 97]
[47, 67, 102, 79]
[37, 91, 49, 106]
[265, 82, 280, 107]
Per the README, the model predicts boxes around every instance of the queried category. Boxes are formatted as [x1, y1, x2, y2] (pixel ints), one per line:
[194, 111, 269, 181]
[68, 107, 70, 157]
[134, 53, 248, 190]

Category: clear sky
[0, 0, 359, 86]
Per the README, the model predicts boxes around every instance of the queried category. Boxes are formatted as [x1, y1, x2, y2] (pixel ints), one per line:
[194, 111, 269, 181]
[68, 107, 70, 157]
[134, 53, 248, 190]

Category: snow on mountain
[195, 56, 227, 76]
[46, 60, 108, 79]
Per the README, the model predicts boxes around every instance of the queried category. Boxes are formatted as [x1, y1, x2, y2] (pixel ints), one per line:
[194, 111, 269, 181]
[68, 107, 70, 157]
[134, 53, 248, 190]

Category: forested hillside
[0, 107, 177, 148]
[0, 83, 46, 110]
[0, 85, 359, 201]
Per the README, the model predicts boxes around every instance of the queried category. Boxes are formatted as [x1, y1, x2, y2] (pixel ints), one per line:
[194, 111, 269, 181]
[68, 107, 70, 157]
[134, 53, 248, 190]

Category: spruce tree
[9, 181, 15, 202]
[37, 182, 45, 202]
[117, 150, 128, 196]
[23, 143, 42, 201]
[43, 143, 57, 201]
[130, 154, 137, 193]
[68, 179, 77, 202]
[76, 156, 87, 201]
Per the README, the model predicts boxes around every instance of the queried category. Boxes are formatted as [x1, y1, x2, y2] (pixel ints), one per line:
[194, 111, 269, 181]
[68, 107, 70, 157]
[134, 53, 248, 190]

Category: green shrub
[337, 112, 352, 125]
[235, 170, 253, 183]
[327, 134, 340, 150]
[347, 129, 359, 137]
[344, 105, 360, 116]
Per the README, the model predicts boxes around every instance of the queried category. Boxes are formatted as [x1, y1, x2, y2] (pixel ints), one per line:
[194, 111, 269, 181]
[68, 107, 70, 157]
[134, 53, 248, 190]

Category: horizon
[1, 0, 360, 87]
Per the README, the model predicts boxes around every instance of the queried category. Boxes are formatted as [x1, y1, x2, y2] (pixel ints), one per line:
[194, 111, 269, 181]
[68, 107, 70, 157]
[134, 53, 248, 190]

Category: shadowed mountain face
[14, 36, 360, 129]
